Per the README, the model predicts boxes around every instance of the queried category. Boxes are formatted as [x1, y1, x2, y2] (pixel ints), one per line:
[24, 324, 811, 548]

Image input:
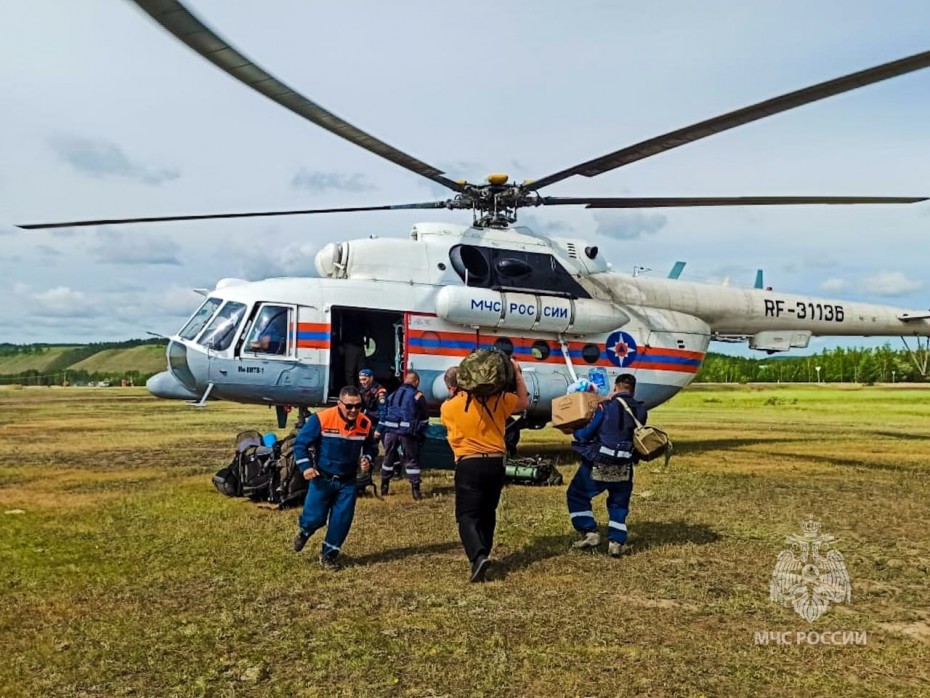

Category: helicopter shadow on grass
[751, 449, 928, 474]
[492, 520, 720, 580]
[672, 436, 801, 455]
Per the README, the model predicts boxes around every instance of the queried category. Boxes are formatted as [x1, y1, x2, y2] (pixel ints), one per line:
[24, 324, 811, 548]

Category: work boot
[319, 554, 341, 572]
[293, 529, 310, 553]
[411, 484, 423, 501]
[380, 481, 390, 497]
[470, 556, 490, 583]
[608, 541, 624, 558]
[571, 531, 601, 550]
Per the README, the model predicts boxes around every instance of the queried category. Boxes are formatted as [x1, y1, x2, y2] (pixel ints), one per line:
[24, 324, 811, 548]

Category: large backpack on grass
[270, 432, 309, 509]
[457, 348, 514, 397]
[212, 430, 269, 498]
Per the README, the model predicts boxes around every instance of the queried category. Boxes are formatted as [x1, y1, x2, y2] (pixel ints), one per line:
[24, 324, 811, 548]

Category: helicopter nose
[146, 371, 201, 400]
[166, 339, 210, 390]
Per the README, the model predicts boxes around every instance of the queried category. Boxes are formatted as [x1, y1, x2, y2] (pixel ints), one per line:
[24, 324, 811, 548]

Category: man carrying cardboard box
[551, 388, 604, 432]
[566, 373, 647, 558]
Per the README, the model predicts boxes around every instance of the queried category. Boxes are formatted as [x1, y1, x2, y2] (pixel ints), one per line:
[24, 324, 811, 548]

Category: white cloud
[154, 286, 204, 316]
[291, 169, 375, 193]
[14, 284, 96, 318]
[861, 271, 924, 297]
[91, 229, 181, 265]
[49, 136, 180, 186]
[592, 211, 668, 240]
[238, 241, 321, 280]
[821, 278, 847, 292]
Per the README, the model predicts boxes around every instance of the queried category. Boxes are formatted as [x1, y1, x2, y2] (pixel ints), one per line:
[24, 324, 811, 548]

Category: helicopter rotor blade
[541, 196, 928, 208]
[529, 49, 930, 191]
[130, 0, 464, 193]
[16, 202, 453, 230]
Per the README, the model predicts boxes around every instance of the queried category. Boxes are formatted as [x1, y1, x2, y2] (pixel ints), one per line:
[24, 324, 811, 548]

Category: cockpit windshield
[178, 297, 223, 340]
[198, 301, 247, 351]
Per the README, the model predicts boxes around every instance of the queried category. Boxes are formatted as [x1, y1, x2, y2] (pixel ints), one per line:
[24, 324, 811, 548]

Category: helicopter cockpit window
[179, 297, 223, 341]
[198, 301, 247, 351]
[245, 304, 291, 355]
[449, 245, 590, 298]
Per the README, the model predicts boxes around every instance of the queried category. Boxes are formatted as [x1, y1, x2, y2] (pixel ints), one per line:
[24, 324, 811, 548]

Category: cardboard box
[551, 392, 605, 432]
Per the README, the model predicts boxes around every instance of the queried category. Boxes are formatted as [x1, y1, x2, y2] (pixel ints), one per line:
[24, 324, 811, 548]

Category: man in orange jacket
[292, 386, 379, 570]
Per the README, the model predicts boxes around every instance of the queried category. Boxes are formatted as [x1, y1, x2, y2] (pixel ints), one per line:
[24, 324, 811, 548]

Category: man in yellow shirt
[440, 359, 529, 582]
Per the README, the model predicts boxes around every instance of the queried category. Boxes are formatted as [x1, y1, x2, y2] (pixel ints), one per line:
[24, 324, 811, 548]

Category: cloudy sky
[1, 1, 928, 354]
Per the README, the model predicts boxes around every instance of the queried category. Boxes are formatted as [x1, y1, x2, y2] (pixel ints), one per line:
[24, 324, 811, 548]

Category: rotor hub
[442, 175, 543, 228]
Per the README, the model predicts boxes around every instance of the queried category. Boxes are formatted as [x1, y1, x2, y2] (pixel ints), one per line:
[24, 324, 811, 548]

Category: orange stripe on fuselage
[407, 328, 705, 373]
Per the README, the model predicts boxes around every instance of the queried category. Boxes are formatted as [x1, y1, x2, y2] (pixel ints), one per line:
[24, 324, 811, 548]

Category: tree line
[695, 343, 929, 384]
[0, 339, 926, 387]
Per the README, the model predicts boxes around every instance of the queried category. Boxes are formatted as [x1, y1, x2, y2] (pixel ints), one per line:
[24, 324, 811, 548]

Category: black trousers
[454, 455, 506, 563]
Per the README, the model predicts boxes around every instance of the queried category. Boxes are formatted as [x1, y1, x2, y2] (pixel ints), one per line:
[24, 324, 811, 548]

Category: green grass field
[0, 348, 76, 375]
[1, 385, 929, 697]
[67, 345, 167, 375]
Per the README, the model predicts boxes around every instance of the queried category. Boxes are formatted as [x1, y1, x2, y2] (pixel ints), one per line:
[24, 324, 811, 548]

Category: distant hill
[69, 345, 166, 374]
[0, 347, 79, 375]
[0, 339, 168, 385]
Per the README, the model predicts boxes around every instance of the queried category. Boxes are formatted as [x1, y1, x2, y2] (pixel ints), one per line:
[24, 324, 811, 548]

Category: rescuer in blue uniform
[566, 373, 647, 558]
[378, 371, 429, 500]
[358, 368, 387, 433]
[292, 385, 379, 570]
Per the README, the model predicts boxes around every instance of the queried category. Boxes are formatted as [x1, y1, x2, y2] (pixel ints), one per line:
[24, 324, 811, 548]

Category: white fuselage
[148, 223, 930, 418]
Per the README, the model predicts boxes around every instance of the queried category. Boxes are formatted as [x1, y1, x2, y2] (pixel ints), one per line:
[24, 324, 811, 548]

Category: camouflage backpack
[457, 348, 514, 398]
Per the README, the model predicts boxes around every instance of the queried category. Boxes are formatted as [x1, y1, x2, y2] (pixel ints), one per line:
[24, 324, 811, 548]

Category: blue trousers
[566, 461, 633, 544]
[381, 432, 421, 486]
[298, 474, 358, 558]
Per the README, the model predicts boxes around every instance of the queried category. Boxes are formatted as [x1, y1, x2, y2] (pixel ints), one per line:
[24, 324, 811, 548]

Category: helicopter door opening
[329, 307, 403, 400]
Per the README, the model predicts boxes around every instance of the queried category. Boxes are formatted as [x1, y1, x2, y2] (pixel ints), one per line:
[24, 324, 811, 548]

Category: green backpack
[457, 348, 514, 398]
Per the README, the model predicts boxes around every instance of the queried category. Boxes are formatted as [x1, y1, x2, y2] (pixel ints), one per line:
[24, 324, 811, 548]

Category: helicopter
[18, 0, 930, 439]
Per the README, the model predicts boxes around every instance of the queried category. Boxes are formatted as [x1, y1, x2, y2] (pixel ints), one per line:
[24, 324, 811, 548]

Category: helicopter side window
[581, 343, 601, 364]
[494, 337, 514, 356]
[531, 340, 551, 361]
[179, 297, 223, 340]
[198, 301, 247, 351]
[245, 305, 291, 355]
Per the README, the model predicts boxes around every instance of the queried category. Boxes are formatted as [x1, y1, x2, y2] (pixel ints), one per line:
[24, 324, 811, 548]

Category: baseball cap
[358, 368, 373, 377]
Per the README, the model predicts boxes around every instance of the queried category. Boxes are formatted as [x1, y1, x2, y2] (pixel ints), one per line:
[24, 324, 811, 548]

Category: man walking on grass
[566, 373, 646, 558]
[292, 385, 378, 570]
